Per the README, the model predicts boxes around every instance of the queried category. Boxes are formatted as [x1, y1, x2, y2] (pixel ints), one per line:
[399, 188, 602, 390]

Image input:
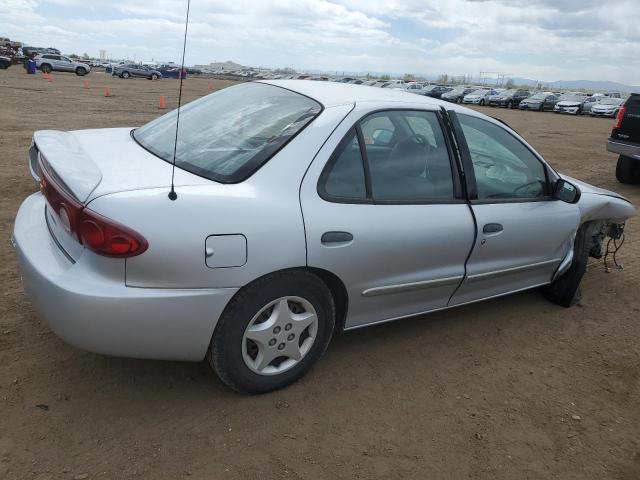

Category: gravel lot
[0, 68, 638, 479]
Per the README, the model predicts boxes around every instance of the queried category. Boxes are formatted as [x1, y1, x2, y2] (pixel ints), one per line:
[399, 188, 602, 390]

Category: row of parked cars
[328, 78, 627, 118]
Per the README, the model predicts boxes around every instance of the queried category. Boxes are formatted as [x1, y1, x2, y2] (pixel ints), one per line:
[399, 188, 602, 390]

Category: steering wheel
[405, 133, 430, 148]
[513, 180, 544, 197]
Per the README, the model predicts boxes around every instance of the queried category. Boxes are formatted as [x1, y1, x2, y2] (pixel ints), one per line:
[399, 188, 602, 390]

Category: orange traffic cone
[83, 79, 89, 89]
[159, 95, 166, 109]
[104, 87, 112, 97]
[208, 83, 214, 92]
[44, 72, 52, 82]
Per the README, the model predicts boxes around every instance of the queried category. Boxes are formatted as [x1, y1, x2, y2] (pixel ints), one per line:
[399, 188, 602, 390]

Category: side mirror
[554, 179, 581, 204]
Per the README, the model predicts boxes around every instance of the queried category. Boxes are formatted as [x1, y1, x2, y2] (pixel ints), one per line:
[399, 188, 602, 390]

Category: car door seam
[298, 102, 356, 266]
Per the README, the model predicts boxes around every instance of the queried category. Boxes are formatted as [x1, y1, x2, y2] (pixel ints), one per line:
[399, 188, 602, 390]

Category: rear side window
[320, 110, 455, 203]
[133, 83, 322, 183]
[322, 130, 367, 200]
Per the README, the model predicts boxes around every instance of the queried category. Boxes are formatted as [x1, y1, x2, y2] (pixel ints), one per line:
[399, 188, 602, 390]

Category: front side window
[134, 82, 322, 183]
[320, 110, 455, 202]
[458, 114, 548, 200]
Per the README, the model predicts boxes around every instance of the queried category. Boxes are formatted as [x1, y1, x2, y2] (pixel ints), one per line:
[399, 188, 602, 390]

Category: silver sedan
[13, 81, 636, 393]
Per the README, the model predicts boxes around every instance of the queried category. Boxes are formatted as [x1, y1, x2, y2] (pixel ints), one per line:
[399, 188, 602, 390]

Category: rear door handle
[482, 223, 503, 234]
[321, 231, 353, 245]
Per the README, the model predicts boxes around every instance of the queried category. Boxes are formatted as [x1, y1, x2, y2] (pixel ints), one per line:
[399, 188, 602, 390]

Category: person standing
[26, 53, 36, 74]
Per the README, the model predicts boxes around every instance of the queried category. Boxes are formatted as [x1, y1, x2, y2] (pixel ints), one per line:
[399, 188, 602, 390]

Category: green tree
[505, 79, 515, 89]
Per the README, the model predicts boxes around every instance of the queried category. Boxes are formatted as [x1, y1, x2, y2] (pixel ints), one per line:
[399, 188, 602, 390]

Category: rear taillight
[78, 208, 147, 257]
[614, 106, 627, 129]
[40, 161, 147, 258]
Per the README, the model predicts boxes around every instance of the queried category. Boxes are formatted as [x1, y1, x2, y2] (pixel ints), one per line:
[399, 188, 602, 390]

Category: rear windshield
[133, 82, 322, 183]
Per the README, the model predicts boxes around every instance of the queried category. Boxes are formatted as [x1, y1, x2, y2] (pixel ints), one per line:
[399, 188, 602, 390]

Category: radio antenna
[168, 0, 191, 201]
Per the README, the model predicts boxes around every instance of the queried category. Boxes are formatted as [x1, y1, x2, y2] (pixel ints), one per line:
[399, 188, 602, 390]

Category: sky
[2, 0, 639, 85]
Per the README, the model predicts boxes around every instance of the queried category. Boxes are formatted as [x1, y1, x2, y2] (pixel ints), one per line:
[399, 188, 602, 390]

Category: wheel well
[307, 267, 349, 333]
[221, 267, 349, 334]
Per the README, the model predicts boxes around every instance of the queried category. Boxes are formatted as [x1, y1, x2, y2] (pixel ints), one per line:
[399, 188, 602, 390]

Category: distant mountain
[299, 68, 639, 93]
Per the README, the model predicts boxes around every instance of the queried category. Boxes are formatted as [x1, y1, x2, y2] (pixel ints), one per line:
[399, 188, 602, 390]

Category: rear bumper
[607, 139, 640, 160]
[12, 193, 238, 361]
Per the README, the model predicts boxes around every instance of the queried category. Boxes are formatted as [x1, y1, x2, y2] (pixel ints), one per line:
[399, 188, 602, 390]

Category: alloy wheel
[241, 296, 318, 376]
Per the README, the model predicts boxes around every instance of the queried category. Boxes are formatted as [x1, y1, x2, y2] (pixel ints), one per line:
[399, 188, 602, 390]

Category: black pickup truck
[608, 93, 640, 184]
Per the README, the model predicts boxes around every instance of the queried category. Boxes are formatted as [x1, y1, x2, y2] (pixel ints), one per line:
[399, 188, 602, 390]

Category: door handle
[482, 223, 503, 234]
[321, 231, 353, 245]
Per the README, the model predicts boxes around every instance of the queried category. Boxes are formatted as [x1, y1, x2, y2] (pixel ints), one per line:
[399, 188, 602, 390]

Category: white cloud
[3, 0, 639, 85]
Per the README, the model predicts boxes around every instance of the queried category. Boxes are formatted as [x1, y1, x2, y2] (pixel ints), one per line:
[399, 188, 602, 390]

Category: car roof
[256, 79, 513, 133]
[259, 79, 442, 108]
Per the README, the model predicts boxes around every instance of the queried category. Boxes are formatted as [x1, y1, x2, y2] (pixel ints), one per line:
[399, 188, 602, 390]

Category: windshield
[558, 94, 584, 101]
[498, 89, 516, 96]
[133, 83, 322, 183]
[470, 89, 488, 95]
[599, 97, 623, 105]
[529, 93, 548, 100]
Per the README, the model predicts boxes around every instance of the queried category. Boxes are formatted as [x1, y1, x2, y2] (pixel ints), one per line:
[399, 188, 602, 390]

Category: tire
[457, 97, 462, 104]
[150, 73, 158, 80]
[40, 64, 52, 73]
[209, 270, 336, 394]
[75, 67, 87, 76]
[506, 101, 513, 109]
[538, 105, 544, 112]
[479, 99, 485, 106]
[122, 71, 130, 79]
[543, 223, 590, 307]
[616, 155, 640, 184]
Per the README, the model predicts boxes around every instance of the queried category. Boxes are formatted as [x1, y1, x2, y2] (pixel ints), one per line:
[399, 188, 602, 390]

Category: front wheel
[544, 224, 590, 307]
[121, 71, 130, 79]
[150, 73, 158, 80]
[209, 270, 335, 394]
[40, 64, 52, 73]
[616, 155, 640, 184]
[75, 67, 87, 76]
[457, 97, 462, 104]
[479, 99, 485, 106]
[506, 101, 513, 109]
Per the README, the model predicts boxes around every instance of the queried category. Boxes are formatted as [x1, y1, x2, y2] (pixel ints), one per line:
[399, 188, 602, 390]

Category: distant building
[195, 60, 244, 72]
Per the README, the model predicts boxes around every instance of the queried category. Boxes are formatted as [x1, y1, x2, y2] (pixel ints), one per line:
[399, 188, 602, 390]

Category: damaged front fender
[563, 175, 637, 223]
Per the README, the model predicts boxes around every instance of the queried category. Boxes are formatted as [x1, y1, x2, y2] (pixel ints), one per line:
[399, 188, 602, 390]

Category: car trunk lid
[33, 128, 212, 204]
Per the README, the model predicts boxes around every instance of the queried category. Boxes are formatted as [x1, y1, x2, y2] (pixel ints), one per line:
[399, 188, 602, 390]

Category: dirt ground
[0, 67, 638, 480]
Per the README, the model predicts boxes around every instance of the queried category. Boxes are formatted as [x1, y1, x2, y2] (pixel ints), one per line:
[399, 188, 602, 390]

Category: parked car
[0, 55, 11, 69]
[607, 93, 640, 184]
[463, 88, 495, 105]
[404, 82, 425, 93]
[553, 93, 589, 115]
[441, 86, 475, 103]
[36, 54, 91, 76]
[113, 63, 162, 80]
[519, 92, 558, 111]
[421, 85, 453, 99]
[580, 96, 601, 115]
[590, 97, 625, 118]
[13, 81, 636, 393]
[487, 89, 530, 108]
